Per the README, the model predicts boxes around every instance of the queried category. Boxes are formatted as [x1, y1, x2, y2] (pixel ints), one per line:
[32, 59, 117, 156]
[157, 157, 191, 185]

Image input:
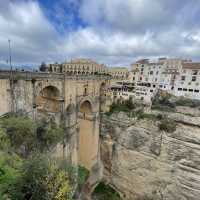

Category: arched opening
[78, 100, 98, 170]
[36, 86, 61, 113]
[80, 100, 92, 114]
[92, 182, 122, 200]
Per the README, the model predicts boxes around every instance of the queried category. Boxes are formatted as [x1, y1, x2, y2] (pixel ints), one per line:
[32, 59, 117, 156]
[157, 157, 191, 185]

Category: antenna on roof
[8, 39, 12, 71]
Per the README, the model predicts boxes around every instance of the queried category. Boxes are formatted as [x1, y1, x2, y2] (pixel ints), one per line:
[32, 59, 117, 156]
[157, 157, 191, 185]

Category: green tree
[0, 116, 64, 156]
[8, 155, 72, 200]
[0, 116, 72, 200]
[0, 128, 10, 151]
[36, 119, 64, 152]
[0, 152, 22, 200]
[0, 116, 36, 157]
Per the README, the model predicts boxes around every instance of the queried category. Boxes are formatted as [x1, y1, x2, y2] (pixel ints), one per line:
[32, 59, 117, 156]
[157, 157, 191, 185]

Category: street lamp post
[8, 39, 14, 112]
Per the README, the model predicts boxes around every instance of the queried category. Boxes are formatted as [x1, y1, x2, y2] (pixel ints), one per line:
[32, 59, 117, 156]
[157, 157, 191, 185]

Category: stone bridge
[0, 70, 111, 171]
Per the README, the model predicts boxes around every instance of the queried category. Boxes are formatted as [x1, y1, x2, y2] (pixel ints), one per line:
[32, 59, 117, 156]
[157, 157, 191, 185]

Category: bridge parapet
[0, 70, 111, 81]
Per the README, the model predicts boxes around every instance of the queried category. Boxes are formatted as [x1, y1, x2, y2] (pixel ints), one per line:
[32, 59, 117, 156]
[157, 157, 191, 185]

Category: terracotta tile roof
[148, 63, 158, 65]
[182, 62, 200, 69]
[136, 59, 149, 64]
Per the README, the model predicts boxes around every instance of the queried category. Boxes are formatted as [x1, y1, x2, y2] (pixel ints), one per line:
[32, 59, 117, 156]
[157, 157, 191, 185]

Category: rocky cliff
[100, 110, 200, 200]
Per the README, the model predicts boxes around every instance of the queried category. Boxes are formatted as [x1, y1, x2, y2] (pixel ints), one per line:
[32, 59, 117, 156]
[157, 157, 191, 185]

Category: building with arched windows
[48, 58, 109, 75]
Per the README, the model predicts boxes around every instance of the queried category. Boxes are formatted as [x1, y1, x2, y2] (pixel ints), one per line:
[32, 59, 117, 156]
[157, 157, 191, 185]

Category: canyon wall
[100, 110, 200, 200]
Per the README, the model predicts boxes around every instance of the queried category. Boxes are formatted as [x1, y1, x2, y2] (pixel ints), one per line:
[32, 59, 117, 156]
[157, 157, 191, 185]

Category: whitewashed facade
[130, 58, 200, 100]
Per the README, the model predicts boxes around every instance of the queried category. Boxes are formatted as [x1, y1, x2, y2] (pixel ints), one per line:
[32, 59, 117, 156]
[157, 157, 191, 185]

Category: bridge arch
[78, 98, 99, 170]
[36, 85, 61, 113]
[80, 100, 92, 115]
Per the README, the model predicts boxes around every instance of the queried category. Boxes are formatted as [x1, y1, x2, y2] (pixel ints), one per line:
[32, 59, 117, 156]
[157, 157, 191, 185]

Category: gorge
[98, 106, 200, 200]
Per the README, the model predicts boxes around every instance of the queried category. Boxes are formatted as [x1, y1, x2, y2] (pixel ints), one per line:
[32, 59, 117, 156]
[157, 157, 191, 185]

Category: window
[140, 77, 142, 81]
[192, 70, 198, 75]
[156, 71, 159, 75]
[150, 71, 153, 75]
[192, 76, 196, 81]
[183, 88, 187, 91]
[133, 77, 135, 81]
[189, 89, 193, 92]
[150, 90, 153, 92]
[194, 90, 199, 93]
[178, 88, 182, 91]
[181, 76, 185, 81]
[155, 78, 157, 82]
[153, 85, 156, 88]
[84, 88, 87, 95]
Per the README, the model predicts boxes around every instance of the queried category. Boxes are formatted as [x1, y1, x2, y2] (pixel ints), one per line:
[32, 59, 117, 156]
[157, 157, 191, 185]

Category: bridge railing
[0, 70, 111, 80]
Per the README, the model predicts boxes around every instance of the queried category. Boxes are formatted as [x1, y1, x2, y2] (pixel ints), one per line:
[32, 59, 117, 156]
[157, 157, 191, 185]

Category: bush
[0, 152, 22, 199]
[1, 116, 36, 151]
[0, 116, 64, 156]
[8, 154, 73, 200]
[92, 182, 122, 200]
[158, 119, 176, 133]
[175, 98, 200, 108]
[0, 116, 73, 200]
[77, 166, 89, 190]
[137, 113, 157, 120]
[152, 93, 175, 108]
[125, 98, 135, 110]
[105, 103, 130, 115]
[151, 105, 175, 112]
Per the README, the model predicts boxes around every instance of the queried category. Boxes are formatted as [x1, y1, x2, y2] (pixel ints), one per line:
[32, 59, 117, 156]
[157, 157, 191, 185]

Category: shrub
[151, 105, 175, 112]
[92, 182, 122, 200]
[0, 116, 37, 156]
[77, 166, 89, 190]
[0, 116, 73, 200]
[175, 98, 200, 108]
[0, 152, 22, 199]
[124, 98, 135, 110]
[8, 154, 72, 200]
[158, 119, 176, 132]
[156, 114, 163, 120]
[137, 113, 157, 120]
[105, 103, 130, 115]
[0, 116, 64, 156]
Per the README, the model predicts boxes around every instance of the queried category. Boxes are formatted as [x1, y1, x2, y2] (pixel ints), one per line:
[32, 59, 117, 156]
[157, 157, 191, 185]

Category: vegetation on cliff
[0, 115, 74, 200]
[92, 182, 122, 200]
[152, 92, 200, 112]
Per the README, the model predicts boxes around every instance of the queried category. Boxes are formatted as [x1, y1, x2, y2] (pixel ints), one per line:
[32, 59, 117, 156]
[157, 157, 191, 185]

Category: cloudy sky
[0, 0, 200, 67]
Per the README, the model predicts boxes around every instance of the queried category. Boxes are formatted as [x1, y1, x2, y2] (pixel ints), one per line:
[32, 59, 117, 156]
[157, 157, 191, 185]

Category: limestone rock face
[100, 113, 200, 200]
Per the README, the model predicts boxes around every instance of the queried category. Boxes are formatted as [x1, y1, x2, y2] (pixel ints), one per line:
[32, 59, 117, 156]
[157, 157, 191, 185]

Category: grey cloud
[0, 0, 60, 64]
[0, 0, 200, 67]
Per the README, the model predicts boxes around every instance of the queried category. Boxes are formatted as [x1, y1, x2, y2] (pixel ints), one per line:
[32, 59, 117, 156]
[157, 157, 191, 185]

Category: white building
[129, 58, 200, 101]
[110, 81, 156, 104]
[173, 62, 200, 99]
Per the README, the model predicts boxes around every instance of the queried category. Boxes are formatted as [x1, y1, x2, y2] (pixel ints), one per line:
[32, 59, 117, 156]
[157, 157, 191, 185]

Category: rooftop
[182, 62, 200, 70]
